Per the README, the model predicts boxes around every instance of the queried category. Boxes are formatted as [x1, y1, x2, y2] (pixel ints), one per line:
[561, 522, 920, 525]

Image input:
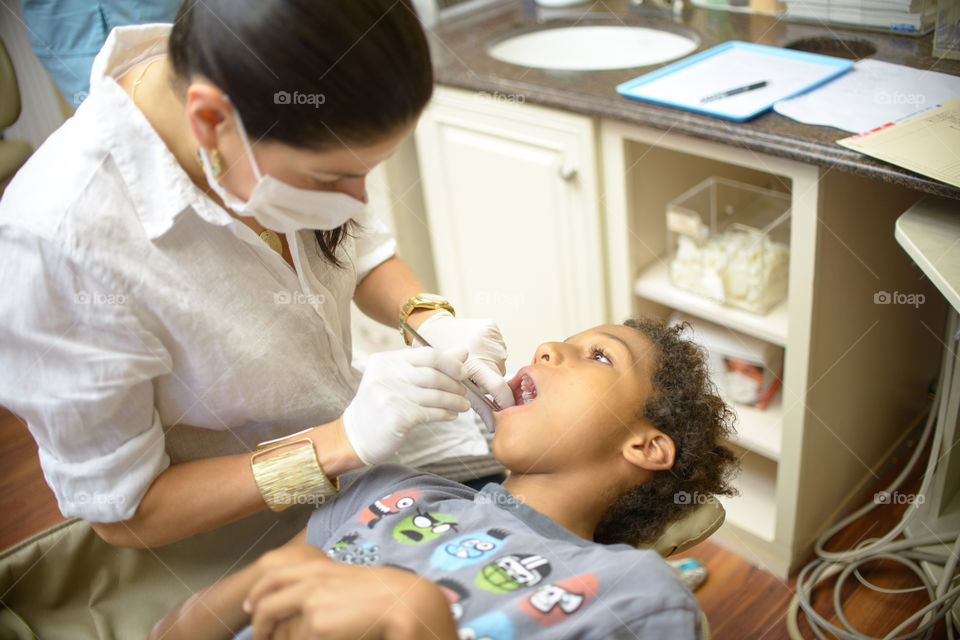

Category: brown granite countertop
[427, 0, 960, 200]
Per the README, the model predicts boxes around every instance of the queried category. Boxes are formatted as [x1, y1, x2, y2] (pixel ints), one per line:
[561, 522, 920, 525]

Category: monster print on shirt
[357, 488, 422, 529]
[326, 532, 381, 565]
[436, 577, 470, 621]
[392, 508, 459, 545]
[430, 528, 510, 570]
[474, 553, 552, 595]
[517, 573, 599, 626]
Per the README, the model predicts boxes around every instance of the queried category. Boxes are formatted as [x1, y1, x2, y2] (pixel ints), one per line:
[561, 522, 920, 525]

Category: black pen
[700, 80, 768, 104]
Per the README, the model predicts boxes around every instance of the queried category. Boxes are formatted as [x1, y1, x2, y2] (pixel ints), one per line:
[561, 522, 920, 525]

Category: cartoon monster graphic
[474, 553, 552, 595]
[357, 488, 422, 529]
[435, 577, 469, 621]
[517, 573, 599, 626]
[326, 532, 380, 565]
[458, 611, 514, 640]
[431, 528, 509, 571]
[391, 508, 459, 545]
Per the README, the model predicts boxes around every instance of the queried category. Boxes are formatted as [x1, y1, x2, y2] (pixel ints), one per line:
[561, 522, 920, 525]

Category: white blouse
[0, 25, 423, 522]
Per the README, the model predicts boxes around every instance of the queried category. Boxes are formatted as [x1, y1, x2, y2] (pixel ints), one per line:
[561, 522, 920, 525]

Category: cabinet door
[414, 88, 606, 366]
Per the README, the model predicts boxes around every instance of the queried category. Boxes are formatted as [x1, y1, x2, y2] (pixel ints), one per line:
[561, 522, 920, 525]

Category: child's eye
[590, 346, 612, 365]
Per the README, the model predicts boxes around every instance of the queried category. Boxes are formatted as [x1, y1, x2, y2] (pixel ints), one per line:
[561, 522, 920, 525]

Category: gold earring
[209, 149, 224, 178]
[197, 148, 225, 177]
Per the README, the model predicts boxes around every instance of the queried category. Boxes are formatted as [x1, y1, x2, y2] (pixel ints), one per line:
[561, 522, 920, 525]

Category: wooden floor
[0, 406, 952, 639]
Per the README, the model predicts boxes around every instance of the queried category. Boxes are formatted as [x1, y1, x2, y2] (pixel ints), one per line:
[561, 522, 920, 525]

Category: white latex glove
[416, 311, 515, 431]
[343, 347, 470, 465]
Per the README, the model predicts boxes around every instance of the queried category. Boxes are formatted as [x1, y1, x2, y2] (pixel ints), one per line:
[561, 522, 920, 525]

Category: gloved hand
[343, 347, 471, 465]
[416, 312, 515, 431]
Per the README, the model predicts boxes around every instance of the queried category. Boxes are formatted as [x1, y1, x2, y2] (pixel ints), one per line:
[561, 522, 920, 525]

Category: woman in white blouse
[0, 0, 514, 548]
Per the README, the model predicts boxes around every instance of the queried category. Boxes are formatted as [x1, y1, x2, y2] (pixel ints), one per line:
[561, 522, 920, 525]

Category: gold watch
[399, 293, 455, 345]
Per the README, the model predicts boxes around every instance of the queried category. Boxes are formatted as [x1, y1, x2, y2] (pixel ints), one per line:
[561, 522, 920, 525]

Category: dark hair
[168, 0, 433, 266]
[593, 318, 739, 547]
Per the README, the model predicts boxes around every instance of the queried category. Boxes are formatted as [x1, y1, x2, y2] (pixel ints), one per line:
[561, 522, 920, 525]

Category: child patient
[151, 318, 738, 640]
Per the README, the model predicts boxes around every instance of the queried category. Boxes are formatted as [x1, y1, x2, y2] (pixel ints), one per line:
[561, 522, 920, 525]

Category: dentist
[0, 0, 513, 548]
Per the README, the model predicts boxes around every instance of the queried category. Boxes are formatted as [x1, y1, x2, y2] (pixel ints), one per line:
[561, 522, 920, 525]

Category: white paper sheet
[774, 59, 960, 133]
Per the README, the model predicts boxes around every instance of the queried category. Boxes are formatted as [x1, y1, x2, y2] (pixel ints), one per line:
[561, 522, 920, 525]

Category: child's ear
[623, 429, 675, 471]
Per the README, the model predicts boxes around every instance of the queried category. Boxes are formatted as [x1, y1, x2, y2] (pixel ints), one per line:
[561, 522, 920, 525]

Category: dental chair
[0, 494, 724, 639]
[0, 36, 33, 196]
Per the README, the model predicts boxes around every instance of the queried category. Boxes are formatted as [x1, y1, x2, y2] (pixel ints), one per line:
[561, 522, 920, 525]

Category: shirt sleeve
[0, 228, 173, 522]
[352, 206, 397, 284]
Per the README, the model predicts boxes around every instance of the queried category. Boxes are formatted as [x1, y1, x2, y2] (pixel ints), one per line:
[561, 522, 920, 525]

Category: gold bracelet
[251, 433, 339, 512]
[398, 293, 455, 346]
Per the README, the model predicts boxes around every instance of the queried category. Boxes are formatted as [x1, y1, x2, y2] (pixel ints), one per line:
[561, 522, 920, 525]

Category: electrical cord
[787, 310, 960, 640]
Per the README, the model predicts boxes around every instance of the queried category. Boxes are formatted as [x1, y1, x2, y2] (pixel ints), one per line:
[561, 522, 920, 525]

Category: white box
[670, 312, 783, 408]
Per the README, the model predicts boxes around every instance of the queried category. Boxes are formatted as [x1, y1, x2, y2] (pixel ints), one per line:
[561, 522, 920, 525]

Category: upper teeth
[520, 375, 536, 405]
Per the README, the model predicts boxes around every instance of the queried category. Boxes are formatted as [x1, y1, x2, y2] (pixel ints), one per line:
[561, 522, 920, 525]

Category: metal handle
[558, 165, 578, 182]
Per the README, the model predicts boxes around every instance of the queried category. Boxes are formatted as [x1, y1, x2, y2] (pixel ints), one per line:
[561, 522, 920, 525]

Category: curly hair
[593, 318, 739, 547]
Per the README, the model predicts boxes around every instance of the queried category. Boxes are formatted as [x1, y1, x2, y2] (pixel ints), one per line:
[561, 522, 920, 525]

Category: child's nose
[534, 342, 565, 365]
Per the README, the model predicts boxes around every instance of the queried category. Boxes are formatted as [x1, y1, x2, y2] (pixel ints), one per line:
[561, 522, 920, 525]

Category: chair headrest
[0, 37, 22, 130]
[641, 496, 726, 557]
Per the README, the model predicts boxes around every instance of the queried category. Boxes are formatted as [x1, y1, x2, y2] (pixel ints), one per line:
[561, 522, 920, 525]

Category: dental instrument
[400, 319, 502, 412]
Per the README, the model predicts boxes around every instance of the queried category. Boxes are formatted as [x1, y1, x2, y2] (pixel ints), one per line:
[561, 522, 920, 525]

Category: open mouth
[508, 369, 539, 407]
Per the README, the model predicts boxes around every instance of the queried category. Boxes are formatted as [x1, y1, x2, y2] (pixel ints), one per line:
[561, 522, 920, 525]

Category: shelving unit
[721, 443, 779, 542]
[633, 260, 789, 347]
[601, 118, 944, 578]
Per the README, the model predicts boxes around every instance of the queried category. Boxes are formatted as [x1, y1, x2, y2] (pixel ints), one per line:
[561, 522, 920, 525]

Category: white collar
[87, 24, 236, 238]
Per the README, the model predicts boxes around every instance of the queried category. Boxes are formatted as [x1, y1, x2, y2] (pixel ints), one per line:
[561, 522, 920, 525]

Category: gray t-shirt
[235, 464, 701, 640]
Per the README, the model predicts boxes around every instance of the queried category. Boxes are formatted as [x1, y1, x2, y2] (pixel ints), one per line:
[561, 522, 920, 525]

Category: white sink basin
[487, 25, 699, 71]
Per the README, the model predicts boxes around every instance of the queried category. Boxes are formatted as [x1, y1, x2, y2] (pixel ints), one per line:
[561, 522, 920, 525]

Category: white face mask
[198, 104, 365, 234]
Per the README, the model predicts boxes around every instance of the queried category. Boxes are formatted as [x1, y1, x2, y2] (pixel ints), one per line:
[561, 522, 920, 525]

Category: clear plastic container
[667, 177, 791, 315]
[934, 0, 960, 61]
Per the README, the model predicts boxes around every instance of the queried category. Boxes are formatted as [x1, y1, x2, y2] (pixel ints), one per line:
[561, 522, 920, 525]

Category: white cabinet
[413, 88, 606, 367]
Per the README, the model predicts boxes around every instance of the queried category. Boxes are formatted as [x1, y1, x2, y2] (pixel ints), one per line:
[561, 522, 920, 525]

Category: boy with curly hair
[152, 318, 738, 640]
